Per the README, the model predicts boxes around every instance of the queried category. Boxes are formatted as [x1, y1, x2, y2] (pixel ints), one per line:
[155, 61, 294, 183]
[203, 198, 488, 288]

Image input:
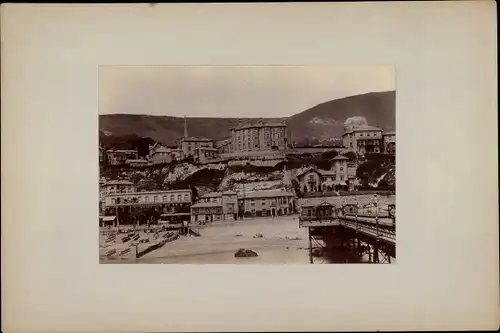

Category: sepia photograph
[98, 66, 396, 264]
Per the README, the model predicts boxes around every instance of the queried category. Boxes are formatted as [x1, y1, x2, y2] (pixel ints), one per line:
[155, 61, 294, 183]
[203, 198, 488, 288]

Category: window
[170, 195, 175, 201]
[308, 175, 315, 182]
[145, 196, 149, 202]
[153, 195, 159, 202]
[177, 194, 182, 201]
[340, 175, 344, 181]
[251, 200, 255, 206]
[111, 198, 115, 204]
[163, 195, 167, 201]
[184, 194, 189, 201]
[262, 200, 266, 206]
[340, 167, 344, 172]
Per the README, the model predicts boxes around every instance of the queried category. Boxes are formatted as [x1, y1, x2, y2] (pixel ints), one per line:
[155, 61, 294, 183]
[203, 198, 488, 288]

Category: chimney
[183, 115, 188, 138]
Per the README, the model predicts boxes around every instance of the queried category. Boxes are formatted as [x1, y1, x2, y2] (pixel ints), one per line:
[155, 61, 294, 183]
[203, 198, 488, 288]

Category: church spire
[183, 115, 188, 138]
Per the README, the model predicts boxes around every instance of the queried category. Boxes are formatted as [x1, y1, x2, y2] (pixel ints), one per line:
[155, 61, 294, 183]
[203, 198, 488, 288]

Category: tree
[344, 151, 357, 160]
[356, 160, 386, 187]
[190, 185, 198, 203]
[322, 150, 339, 160]
[136, 137, 155, 158]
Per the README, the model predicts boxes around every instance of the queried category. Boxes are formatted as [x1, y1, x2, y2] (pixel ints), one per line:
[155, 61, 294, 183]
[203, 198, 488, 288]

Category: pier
[298, 193, 395, 264]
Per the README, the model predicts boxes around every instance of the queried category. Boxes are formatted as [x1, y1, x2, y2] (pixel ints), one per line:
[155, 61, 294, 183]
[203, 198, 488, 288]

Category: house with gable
[296, 154, 359, 193]
[148, 142, 179, 164]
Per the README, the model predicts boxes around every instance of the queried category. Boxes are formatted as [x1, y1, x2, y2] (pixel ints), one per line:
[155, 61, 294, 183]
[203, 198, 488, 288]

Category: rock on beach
[234, 248, 258, 258]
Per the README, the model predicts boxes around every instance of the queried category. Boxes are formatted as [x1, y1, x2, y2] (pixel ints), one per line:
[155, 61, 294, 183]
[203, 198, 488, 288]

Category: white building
[149, 143, 174, 164]
[179, 137, 215, 160]
[296, 155, 353, 192]
[102, 189, 192, 226]
[101, 180, 136, 196]
[106, 149, 139, 165]
[104, 189, 191, 207]
[342, 125, 383, 155]
[238, 189, 294, 217]
[230, 118, 289, 153]
[194, 147, 220, 163]
[382, 132, 396, 154]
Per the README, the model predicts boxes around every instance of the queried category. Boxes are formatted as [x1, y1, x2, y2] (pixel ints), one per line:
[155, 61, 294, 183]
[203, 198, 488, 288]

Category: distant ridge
[99, 90, 395, 147]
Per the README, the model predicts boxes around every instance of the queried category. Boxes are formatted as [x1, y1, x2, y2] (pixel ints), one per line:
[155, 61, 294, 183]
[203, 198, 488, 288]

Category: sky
[99, 66, 395, 118]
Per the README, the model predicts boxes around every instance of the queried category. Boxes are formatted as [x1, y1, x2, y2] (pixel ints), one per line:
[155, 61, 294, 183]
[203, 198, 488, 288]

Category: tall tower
[183, 115, 188, 138]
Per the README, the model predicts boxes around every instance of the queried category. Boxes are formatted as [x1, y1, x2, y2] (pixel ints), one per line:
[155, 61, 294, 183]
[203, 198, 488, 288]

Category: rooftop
[113, 149, 138, 153]
[191, 202, 223, 208]
[241, 190, 293, 199]
[296, 167, 321, 178]
[182, 136, 213, 142]
[152, 145, 171, 153]
[201, 192, 222, 198]
[299, 197, 338, 207]
[222, 190, 237, 195]
[197, 147, 218, 151]
[104, 180, 134, 186]
[300, 199, 336, 208]
[105, 188, 191, 196]
[332, 155, 349, 160]
[383, 132, 396, 136]
[343, 125, 383, 135]
[297, 167, 343, 178]
[126, 159, 149, 163]
[231, 120, 287, 131]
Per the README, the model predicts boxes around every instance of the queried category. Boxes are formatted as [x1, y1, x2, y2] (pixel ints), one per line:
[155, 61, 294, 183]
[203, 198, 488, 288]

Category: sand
[100, 215, 311, 264]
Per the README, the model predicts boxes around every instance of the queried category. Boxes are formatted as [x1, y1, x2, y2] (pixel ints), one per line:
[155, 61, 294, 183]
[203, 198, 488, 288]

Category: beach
[100, 215, 312, 264]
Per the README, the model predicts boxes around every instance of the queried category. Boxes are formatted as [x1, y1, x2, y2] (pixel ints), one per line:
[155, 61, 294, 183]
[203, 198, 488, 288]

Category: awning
[101, 216, 116, 222]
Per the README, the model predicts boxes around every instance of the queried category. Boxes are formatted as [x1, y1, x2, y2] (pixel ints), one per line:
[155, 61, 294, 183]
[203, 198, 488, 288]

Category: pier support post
[308, 228, 313, 264]
[374, 244, 380, 263]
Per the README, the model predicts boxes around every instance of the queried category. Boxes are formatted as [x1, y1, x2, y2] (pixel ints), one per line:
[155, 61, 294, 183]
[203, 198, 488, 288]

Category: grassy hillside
[287, 91, 395, 142]
[99, 91, 395, 146]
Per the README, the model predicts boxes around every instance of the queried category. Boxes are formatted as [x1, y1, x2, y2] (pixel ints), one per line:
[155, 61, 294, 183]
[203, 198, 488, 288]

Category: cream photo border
[1, 2, 498, 332]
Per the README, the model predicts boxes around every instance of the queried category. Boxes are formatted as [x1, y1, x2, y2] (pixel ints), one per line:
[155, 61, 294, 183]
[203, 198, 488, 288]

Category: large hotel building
[229, 119, 289, 153]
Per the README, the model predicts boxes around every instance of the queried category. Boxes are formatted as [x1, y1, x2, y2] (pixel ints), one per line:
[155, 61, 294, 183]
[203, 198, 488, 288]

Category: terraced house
[191, 191, 239, 223]
[102, 189, 192, 226]
[238, 189, 295, 218]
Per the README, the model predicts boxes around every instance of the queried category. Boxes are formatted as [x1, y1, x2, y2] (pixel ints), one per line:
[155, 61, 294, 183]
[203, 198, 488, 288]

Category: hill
[287, 91, 395, 143]
[99, 91, 395, 147]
